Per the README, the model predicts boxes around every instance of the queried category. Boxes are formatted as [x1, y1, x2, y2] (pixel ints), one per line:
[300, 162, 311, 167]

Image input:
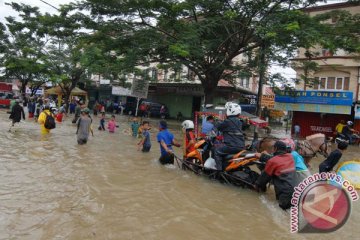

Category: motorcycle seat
[224, 154, 235, 160]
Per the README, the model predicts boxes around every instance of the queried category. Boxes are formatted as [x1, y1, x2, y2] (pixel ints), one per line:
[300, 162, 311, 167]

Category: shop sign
[261, 95, 275, 108]
[310, 125, 333, 133]
[275, 90, 353, 106]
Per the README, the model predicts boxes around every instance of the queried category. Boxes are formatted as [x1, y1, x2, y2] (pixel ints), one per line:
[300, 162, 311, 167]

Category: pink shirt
[108, 120, 116, 132]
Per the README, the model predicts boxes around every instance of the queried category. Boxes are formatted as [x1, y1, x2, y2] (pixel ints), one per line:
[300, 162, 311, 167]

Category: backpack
[44, 112, 56, 129]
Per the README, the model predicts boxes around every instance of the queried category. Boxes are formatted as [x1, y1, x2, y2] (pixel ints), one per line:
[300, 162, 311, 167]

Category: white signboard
[131, 78, 149, 99]
[26, 87, 44, 95]
[112, 86, 132, 96]
[100, 79, 111, 85]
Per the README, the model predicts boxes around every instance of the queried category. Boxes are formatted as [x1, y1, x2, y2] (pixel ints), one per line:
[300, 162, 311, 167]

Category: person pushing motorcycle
[213, 102, 245, 170]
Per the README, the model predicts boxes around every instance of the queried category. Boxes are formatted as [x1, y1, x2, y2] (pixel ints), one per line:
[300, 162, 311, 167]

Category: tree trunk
[256, 42, 268, 117]
[20, 80, 28, 95]
[202, 78, 218, 106]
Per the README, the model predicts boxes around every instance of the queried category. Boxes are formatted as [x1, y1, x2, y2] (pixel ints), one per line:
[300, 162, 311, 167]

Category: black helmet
[274, 141, 287, 152]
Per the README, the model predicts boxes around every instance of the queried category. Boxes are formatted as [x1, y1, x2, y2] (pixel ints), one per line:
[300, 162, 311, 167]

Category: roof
[45, 86, 87, 95]
[304, 2, 359, 13]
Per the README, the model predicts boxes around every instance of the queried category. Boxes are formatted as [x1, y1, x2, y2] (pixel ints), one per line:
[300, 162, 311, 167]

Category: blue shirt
[157, 129, 174, 156]
[291, 151, 308, 171]
[143, 130, 151, 148]
[202, 117, 214, 134]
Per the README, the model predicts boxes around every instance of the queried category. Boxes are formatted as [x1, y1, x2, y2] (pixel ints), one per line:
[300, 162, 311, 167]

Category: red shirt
[56, 113, 63, 122]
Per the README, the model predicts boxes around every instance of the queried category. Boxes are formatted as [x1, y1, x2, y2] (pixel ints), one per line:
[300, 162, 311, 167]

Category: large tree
[0, 3, 50, 95]
[79, 0, 340, 105]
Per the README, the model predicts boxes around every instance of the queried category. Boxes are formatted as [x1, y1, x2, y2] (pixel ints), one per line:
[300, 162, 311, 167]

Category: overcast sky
[0, 0, 73, 23]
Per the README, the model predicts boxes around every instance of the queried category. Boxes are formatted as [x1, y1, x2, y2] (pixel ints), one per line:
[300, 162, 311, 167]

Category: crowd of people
[179, 102, 353, 211]
[6, 96, 356, 211]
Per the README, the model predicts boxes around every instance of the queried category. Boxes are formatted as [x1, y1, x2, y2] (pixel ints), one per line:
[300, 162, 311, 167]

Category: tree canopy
[79, 0, 360, 105]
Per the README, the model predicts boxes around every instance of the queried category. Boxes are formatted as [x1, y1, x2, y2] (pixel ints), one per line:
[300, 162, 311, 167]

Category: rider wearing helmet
[182, 120, 196, 156]
[213, 102, 245, 170]
[341, 120, 359, 144]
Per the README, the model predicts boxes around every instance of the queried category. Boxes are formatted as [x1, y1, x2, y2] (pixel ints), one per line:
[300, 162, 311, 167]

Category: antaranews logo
[290, 172, 359, 233]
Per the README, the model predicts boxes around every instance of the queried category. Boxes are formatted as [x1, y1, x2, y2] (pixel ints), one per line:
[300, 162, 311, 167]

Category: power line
[39, 0, 59, 11]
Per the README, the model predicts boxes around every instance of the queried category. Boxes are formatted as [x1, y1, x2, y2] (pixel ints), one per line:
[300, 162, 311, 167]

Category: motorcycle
[335, 133, 360, 145]
[179, 137, 262, 189]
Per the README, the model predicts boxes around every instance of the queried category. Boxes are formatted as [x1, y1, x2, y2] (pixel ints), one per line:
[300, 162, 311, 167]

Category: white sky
[0, 0, 72, 23]
[1, 0, 347, 81]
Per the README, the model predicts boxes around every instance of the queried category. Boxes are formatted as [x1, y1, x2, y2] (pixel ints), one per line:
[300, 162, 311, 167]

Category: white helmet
[347, 121, 353, 126]
[225, 102, 242, 116]
[182, 120, 194, 130]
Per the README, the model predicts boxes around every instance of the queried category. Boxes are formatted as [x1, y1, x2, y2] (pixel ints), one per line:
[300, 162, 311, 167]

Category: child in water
[108, 115, 117, 133]
[98, 113, 105, 131]
[131, 117, 140, 137]
[137, 121, 151, 152]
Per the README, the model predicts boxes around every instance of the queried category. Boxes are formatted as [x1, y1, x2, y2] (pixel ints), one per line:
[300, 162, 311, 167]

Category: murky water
[0, 110, 359, 240]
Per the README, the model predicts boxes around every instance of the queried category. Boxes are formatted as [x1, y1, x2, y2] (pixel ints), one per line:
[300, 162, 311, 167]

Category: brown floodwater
[0, 110, 359, 240]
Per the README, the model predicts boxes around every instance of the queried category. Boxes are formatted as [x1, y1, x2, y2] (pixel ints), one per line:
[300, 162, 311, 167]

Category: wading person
[131, 117, 140, 137]
[213, 102, 245, 170]
[38, 105, 56, 134]
[157, 120, 180, 164]
[319, 140, 348, 173]
[182, 120, 196, 156]
[255, 141, 296, 210]
[137, 121, 151, 152]
[342, 121, 360, 144]
[76, 108, 92, 145]
[9, 99, 25, 131]
[108, 115, 117, 133]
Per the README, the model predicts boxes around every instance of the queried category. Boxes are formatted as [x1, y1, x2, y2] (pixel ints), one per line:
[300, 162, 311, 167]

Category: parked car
[124, 99, 169, 118]
[141, 101, 170, 118]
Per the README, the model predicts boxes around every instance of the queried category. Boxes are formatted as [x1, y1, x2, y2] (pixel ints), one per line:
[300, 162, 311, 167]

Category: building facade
[281, 2, 360, 137]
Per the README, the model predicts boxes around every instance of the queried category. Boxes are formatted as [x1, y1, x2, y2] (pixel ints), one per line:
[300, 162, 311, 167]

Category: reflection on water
[0, 110, 359, 240]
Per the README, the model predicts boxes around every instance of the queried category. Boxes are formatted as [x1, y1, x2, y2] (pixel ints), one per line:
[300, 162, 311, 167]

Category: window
[239, 77, 249, 88]
[151, 68, 158, 82]
[314, 76, 350, 90]
[245, 78, 249, 88]
[187, 69, 196, 81]
[163, 69, 168, 81]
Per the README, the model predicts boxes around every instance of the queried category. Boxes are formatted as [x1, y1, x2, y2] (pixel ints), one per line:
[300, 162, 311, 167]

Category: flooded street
[0, 110, 359, 240]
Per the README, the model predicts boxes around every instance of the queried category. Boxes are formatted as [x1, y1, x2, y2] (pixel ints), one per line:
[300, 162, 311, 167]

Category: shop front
[275, 90, 353, 138]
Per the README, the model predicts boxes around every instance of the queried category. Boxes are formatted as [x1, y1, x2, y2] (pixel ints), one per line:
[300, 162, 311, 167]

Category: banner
[112, 86, 132, 96]
[275, 90, 353, 106]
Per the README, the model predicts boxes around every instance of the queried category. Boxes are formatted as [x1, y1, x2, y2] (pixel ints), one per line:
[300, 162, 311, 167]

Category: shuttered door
[292, 111, 350, 138]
